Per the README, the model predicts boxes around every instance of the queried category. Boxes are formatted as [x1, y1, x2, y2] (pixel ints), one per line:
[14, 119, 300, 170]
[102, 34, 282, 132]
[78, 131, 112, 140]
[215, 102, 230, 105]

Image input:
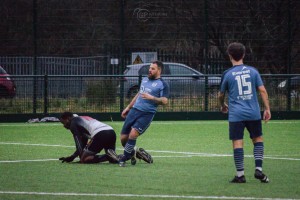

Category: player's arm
[218, 91, 228, 113]
[141, 81, 169, 105]
[258, 85, 271, 123]
[59, 121, 87, 163]
[121, 93, 139, 118]
[59, 134, 85, 163]
[218, 73, 228, 113]
[141, 93, 168, 105]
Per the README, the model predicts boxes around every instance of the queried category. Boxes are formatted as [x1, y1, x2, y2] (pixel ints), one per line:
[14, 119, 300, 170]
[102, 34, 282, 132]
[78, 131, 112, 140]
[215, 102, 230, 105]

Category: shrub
[85, 78, 118, 107]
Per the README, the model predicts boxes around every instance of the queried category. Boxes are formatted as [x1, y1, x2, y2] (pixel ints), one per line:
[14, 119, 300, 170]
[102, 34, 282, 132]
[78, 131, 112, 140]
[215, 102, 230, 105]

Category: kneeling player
[59, 112, 119, 164]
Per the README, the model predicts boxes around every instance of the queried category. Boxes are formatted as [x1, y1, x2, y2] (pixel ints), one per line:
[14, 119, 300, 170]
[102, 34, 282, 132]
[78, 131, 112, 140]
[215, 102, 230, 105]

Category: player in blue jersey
[218, 42, 271, 183]
[119, 60, 169, 167]
[59, 112, 119, 164]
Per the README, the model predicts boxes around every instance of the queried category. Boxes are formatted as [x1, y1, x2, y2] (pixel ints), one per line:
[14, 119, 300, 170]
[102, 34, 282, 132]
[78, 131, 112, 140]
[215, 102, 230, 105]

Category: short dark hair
[60, 112, 73, 120]
[152, 60, 164, 71]
[227, 42, 245, 61]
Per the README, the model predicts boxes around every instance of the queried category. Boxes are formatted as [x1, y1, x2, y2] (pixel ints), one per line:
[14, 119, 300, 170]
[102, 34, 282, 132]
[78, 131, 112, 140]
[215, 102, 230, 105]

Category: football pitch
[0, 120, 299, 200]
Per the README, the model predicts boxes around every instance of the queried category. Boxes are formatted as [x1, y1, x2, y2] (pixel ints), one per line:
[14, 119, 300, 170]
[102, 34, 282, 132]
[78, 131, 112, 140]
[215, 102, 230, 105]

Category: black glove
[59, 155, 75, 163]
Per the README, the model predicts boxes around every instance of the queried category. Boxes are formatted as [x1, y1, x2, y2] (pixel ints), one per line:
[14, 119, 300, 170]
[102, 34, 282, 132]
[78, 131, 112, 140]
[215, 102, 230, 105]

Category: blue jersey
[133, 77, 169, 113]
[220, 65, 263, 122]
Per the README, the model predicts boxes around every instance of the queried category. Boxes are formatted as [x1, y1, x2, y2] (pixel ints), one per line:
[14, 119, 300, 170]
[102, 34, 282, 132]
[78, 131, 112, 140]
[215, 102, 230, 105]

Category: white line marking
[0, 142, 299, 161]
[0, 142, 73, 148]
[0, 123, 61, 126]
[0, 191, 297, 200]
[0, 120, 299, 127]
[0, 159, 58, 163]
[152, 121, 300, 125]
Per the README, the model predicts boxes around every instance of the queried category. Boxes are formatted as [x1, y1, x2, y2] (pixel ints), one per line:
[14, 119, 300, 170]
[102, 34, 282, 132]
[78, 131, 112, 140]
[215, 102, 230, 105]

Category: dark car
[120, 62, 221, 97]
[278, 76, 300, 97]
[0, 66, 16, 98]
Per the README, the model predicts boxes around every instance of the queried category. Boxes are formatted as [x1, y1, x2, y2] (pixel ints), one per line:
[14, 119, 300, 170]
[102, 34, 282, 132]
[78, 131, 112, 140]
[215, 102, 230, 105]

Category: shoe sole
[136, 148, 153, 164]
[106, 149, 119, 162]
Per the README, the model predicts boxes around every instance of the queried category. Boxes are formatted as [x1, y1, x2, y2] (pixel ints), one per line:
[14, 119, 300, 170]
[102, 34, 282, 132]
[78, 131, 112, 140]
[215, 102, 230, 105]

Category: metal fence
[0, 75, 299, 116]
[0, 55, 228, 76]
[0, 56, 111, 75]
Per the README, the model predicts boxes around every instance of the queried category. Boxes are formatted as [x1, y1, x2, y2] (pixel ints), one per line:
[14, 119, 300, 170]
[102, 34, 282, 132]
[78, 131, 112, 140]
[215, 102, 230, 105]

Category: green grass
[0, 120, 300, 200]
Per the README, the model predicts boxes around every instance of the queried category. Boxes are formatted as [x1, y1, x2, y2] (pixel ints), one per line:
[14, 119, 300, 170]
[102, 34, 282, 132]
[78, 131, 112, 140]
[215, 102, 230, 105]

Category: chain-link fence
[0, 75, 299, 115]
[1, 1, 299, 120]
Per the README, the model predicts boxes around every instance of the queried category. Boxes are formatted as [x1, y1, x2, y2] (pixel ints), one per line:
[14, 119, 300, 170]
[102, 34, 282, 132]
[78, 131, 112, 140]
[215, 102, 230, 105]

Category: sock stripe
[254, 142, 264, 168]
[123, 139, 137, 159]
[234, 148, 244, 171]
[124, 144, 135, 154]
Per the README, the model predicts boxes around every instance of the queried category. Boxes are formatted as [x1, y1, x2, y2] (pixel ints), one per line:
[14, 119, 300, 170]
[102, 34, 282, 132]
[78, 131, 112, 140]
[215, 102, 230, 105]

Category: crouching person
[59, 112, 119, 164]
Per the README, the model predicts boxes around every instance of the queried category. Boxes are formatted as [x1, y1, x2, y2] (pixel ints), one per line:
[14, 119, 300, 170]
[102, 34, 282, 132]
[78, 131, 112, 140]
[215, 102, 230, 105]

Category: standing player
[59, 112, 119, 164]
[218, 42, 271, 183]
[119, 60, 169, 167]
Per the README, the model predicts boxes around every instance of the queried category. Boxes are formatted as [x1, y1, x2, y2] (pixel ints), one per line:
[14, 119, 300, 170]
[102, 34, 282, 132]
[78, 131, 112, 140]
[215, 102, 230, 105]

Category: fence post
[287, 0, 292, 111]
[120, 76, 124, 113]
[203, 0, 209, 75]
[204, 75, 208, 111]
[287, 78, 291, 111]
[44, 75, 48, 115]
[32, 0, 38, 114]
[119, 0, 125, 112]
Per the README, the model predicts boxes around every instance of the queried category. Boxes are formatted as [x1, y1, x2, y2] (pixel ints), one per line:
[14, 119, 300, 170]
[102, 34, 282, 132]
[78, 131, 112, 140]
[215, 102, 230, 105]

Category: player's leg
[102, 130, 120, 163]
[81, 150, 107, 164]
[247, 120, 269, 183]
[119, 128, 139, 166]
[229, 121, 246, 183]
[81, 152, 109, 163]
[119, 109, 136, 166]
[120, 134, 129, 147]
[119, 109, 154, 167]
[132, 111, 154, 164]
[81, 132, 117, 164]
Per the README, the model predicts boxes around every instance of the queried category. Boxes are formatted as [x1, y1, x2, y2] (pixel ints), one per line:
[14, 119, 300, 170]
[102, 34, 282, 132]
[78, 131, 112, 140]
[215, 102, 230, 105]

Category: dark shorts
[229, 120, 262, 140]
[121, 108, 155, 135]
[84, 129, 116, 155]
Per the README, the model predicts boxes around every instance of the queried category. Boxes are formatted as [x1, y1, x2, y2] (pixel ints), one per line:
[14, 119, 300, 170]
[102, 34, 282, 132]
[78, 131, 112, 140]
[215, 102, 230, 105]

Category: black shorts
[229, 120, 262, 140]
[84, 129, 116, 155]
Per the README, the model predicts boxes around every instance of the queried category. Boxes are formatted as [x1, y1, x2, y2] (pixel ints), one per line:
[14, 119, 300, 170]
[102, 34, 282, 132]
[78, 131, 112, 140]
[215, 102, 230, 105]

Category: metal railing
[0, 74, 299, 115]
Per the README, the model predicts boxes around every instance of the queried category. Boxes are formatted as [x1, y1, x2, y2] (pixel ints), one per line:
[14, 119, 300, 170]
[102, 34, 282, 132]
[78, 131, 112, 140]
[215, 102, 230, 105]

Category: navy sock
[123, 139, 136, 160]
[234, 148, 244, 176]
[254, 142, 264, 170]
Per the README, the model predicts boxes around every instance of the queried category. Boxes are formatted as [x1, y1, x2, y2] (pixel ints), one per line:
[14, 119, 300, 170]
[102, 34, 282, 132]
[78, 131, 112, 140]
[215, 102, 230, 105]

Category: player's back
[71, 116, 113, 138]
[221, 64, 263, 122]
